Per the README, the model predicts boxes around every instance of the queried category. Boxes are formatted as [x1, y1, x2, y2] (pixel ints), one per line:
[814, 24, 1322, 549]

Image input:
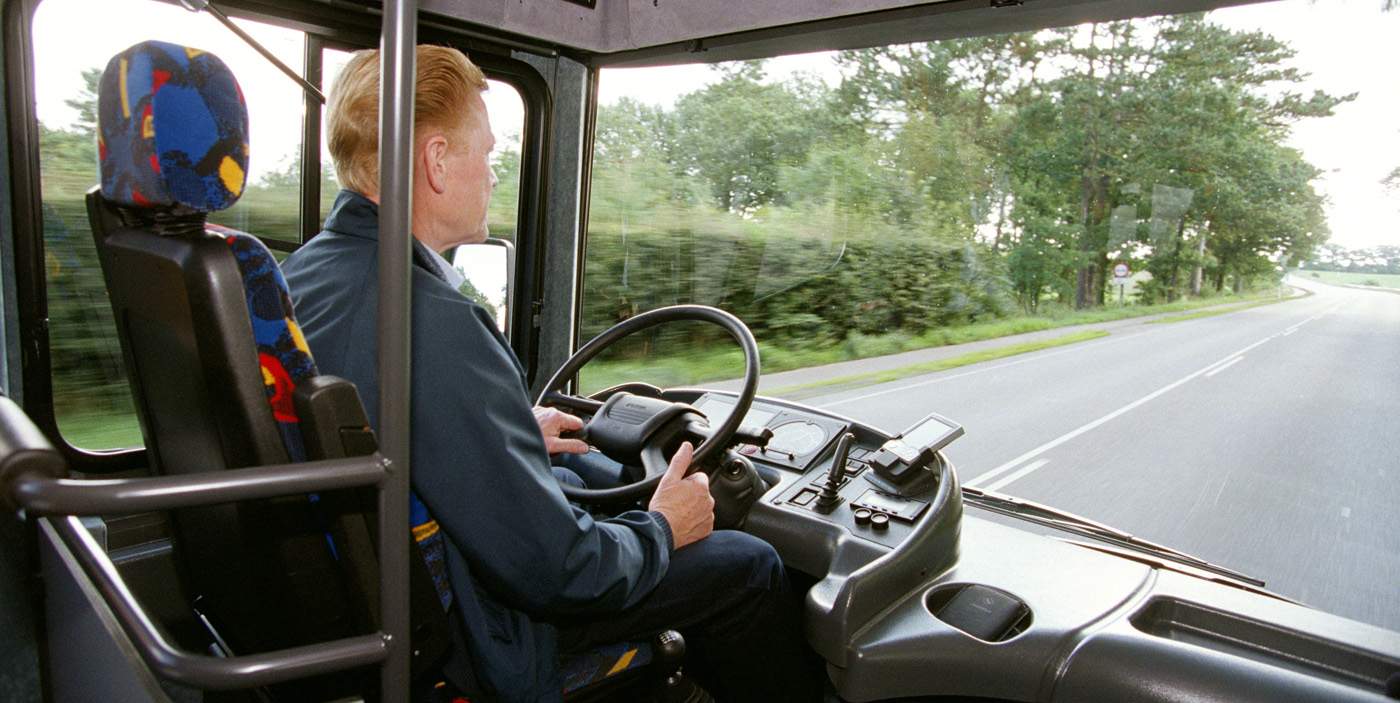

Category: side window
[320, 49, 354, 220]
[32, 3, 528, 452]
[32, 0, 314, 449]
[481, 82, 525, 245]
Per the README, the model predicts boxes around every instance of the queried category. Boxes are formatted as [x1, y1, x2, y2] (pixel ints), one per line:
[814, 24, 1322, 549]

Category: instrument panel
[691, 394, 850, 472]
[688, 390, 955, 553]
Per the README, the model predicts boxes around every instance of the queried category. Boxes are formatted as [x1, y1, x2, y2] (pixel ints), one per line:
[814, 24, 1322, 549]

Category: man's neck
[357, 188, 448, 255]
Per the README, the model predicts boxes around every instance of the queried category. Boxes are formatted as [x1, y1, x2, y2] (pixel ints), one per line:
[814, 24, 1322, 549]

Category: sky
[31, 0, 1400, 251]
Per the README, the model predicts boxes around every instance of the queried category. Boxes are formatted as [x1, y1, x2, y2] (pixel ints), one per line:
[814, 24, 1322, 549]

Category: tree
[671, 61, 824, 213]
[997, 15, 1347, 306]
[1139, 15, 1347, 295]
[65, 67, 102, 139]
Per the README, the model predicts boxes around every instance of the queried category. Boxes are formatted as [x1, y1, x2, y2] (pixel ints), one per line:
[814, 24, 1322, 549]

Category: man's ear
[421, 133, 451, 195]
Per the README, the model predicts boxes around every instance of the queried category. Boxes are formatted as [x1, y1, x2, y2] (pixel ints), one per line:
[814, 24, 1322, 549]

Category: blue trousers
[552, 458, 822, 703]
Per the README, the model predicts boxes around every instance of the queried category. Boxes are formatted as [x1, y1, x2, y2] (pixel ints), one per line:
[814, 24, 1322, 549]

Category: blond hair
[327, 45, 488, 196]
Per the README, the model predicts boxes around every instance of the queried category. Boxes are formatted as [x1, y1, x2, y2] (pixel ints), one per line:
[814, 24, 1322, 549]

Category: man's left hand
[534, 406, 591, 455]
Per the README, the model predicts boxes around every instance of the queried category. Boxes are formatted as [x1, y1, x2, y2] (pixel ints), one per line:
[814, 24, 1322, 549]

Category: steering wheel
[536, 305, 760, 503]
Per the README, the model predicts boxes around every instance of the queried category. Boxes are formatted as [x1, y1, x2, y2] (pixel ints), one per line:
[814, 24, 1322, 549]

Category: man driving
[280, 45, 817, 703]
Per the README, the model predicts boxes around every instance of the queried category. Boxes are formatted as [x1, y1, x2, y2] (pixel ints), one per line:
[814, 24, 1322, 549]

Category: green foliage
[670, 62, 827, 214]
[581, 12, 1339, 366]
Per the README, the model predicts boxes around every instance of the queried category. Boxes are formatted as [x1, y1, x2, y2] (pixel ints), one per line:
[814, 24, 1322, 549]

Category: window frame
[5, 0, 553, 470]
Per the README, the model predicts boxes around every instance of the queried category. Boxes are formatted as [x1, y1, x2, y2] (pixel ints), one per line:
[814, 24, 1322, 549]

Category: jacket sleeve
[405, 271, 672, 616]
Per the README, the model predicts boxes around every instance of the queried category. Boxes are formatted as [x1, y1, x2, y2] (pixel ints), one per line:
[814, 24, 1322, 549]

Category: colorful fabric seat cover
[98, 40, 247, 213]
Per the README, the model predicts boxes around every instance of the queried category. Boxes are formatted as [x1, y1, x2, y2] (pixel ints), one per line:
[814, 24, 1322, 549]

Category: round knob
[654, 630, 686, 662]
[870, 512, 890, 531]
[853, 508, 872, 526]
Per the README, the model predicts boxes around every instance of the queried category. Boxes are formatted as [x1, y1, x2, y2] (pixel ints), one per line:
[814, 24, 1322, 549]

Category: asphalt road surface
[791, 278, 1400, 632]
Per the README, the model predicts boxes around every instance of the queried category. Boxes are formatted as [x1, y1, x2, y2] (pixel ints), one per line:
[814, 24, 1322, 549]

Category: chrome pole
[377, 0, 417, 699]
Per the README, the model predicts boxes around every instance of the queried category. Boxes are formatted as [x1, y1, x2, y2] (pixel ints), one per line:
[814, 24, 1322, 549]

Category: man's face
[443, 92, 498, 247]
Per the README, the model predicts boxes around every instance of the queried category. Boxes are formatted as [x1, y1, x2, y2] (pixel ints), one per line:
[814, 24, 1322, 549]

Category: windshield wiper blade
[961, 486, 1265, 587]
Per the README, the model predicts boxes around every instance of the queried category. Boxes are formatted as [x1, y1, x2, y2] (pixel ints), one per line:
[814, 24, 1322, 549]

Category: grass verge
[580, 288, 1287, 395]
[1298, 269, 1400, 289]
[1146, 294, 1300, 324]
[55, 410, 143, 451]
[769, 329, 1110, 397]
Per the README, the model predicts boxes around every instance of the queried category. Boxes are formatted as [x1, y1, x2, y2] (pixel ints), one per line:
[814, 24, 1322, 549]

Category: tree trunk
[1077, 166, 1108, 309]
[1164, 218, 1187, 303]
[1189, 231, 1206, 296]
[1094, 251, 1109, 306]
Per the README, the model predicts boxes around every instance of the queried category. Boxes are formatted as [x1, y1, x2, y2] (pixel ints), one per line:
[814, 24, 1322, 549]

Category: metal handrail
[13, 455, 387, 516]
[1, 389, 397, 690]
[44, 515, 391, 689]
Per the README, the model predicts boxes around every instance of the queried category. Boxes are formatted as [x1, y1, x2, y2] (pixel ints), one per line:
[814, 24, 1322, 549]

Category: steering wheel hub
[587, 393, 703, 468]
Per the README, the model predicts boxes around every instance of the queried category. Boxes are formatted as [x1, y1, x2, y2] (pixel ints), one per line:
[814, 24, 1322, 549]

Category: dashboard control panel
[688, 391, 957, 549]
[692, 394, 850, 472]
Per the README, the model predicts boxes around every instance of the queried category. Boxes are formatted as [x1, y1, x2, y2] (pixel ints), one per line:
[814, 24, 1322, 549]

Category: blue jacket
[282, 190, 673, 702]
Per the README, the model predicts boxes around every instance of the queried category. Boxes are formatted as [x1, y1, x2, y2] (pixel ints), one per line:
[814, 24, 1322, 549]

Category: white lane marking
[1279, 304, 1342, 336]
[961, 303, 1344, 487]
[965, 333, 1281, 488]
[1204, 356, 1244, 377]
[972, 458, 1050, 492]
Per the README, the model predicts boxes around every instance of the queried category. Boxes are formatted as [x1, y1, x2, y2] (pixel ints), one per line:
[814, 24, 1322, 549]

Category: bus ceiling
[404, 0, 1276, 68]
[191, 0, 1273, 68]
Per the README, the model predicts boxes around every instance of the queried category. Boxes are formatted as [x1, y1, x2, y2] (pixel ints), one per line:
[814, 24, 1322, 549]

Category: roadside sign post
[1112, 262, 1130, 304]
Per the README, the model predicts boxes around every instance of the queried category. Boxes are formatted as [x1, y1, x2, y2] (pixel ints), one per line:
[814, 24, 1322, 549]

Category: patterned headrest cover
[98, 41, 248, 213]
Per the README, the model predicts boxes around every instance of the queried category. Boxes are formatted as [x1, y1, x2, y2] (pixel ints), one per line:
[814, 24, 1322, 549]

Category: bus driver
[281, 45, 819, 703]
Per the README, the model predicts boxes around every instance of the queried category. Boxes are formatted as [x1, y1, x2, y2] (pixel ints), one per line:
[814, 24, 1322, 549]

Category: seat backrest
[87, 41, 447, 698]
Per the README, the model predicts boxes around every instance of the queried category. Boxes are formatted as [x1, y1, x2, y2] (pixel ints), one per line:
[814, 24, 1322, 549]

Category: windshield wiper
[961, 486, 1265, 587]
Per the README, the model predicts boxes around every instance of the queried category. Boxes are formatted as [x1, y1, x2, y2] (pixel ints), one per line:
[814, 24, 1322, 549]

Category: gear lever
[815, 432, 854, 511]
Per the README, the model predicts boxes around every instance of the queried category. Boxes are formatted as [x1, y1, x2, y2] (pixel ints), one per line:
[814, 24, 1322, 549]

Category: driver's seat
[86, 39, 669, 701]
[86, 40, 452, 700]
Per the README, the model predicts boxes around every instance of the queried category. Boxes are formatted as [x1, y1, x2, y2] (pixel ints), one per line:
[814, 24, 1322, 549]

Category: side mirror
[450, 237, 515, 336]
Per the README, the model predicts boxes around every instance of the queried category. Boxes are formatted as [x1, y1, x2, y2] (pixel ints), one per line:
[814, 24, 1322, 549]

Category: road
[783, 278, 1400, 632]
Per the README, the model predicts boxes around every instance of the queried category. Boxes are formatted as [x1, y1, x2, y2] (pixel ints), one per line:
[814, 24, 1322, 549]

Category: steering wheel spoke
[539, 391, 604, 415]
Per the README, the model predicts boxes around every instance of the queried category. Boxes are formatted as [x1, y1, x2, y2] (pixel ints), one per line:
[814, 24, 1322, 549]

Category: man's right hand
[647, 442, 714, 550]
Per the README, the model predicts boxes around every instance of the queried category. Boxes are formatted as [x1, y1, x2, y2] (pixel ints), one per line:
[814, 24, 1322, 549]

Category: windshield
[582, 0, 1400, 633]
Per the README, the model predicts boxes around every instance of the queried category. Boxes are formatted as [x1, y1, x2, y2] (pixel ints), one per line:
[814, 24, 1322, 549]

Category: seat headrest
[97, 41, 249, 214]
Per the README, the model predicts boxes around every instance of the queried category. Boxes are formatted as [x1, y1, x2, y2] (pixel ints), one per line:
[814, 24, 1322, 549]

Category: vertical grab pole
[378, 0, 417, 700]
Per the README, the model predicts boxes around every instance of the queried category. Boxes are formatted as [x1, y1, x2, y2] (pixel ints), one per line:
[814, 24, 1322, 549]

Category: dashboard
[690, 391, 945, 553]
[669, 388, 1400, 703]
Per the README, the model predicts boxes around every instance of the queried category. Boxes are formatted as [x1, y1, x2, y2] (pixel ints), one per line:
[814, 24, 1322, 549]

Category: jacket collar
[322, 189, 380, 240]
[322, 189, 452, 284]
